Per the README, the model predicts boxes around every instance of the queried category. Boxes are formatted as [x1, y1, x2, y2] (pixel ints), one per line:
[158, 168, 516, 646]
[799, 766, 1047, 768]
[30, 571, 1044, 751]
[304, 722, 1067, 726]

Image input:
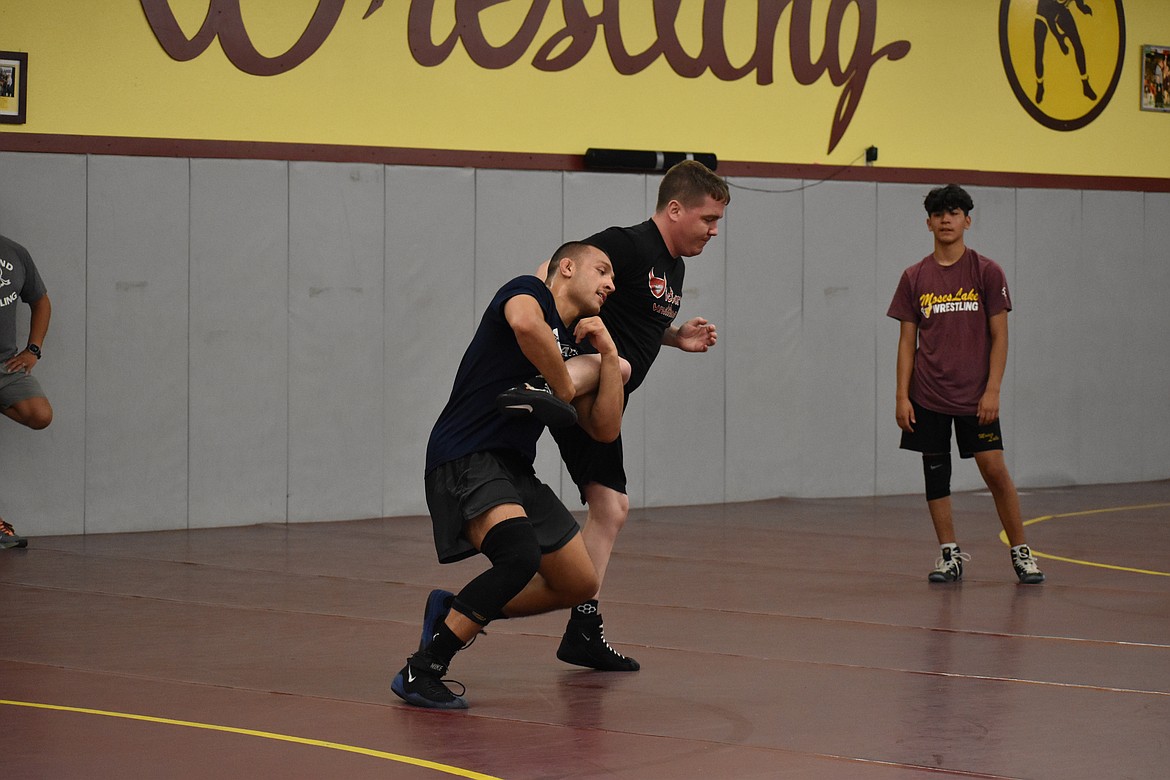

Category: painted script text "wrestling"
[141, 0, 911, 153]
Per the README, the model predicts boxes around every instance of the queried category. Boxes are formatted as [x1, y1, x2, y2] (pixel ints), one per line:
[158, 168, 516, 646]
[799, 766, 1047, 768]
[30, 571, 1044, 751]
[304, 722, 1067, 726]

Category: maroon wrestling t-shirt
[887, 248, 1012, 416]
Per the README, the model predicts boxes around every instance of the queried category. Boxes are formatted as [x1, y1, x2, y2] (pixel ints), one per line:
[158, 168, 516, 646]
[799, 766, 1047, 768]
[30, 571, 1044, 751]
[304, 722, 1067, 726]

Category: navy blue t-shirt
[425, 275, 575, 474]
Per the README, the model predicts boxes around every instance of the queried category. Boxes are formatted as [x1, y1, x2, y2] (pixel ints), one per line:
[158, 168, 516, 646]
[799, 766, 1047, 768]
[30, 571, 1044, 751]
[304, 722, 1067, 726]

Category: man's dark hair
[545, 241, 595, 283]
[924, 184, 974, 215]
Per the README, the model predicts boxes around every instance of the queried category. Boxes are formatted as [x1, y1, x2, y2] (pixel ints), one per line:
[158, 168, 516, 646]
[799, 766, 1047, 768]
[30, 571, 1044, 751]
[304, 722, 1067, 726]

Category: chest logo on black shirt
[648, 268, 682, 320]
[648, 268, 667, 298]
[552, 327, 579, 360]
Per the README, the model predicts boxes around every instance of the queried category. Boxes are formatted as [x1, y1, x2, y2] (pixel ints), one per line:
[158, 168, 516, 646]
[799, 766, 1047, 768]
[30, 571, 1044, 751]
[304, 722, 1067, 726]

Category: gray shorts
[424, 449, 579, 564]
[0, 369, 46, 410]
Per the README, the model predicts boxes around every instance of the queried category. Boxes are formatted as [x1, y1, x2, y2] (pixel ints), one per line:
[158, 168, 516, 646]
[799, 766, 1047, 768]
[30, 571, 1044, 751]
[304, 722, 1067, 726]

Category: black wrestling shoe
[557, 613, 640, 672]
[391, 652, 468, 710]
[496, 376, 578, 428]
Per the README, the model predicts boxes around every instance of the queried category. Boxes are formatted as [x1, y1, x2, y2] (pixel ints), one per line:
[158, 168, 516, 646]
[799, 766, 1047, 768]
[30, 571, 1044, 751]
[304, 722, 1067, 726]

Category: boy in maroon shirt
[887, 185, 1044, 584]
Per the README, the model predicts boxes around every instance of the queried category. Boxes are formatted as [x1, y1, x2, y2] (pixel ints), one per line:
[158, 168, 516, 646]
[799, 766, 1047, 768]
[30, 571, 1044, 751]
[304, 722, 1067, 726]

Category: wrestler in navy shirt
[426, 274, 578, 474]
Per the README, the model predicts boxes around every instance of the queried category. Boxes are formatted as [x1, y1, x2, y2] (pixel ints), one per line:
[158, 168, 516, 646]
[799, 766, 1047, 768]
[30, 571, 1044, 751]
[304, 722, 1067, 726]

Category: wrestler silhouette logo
[648, 269, 667, 299]
[998, 0, 1126, 131]
[1034, 0, 1097, 103]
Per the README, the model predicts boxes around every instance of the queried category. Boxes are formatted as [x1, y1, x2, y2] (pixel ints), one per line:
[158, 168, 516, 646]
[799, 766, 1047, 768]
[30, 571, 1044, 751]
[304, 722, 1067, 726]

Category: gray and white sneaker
[1011, 545, 1046, 584]
[928, 546, 970, 582]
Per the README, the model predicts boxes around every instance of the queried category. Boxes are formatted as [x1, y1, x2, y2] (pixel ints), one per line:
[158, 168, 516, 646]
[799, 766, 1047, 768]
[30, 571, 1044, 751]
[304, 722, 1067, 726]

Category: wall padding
[0, 153, 87, 536]
[288, 162, 386, 523]
[1, 152, 1167, 536]
[85, 156, 190, 533]
[189, 158, 289, 528]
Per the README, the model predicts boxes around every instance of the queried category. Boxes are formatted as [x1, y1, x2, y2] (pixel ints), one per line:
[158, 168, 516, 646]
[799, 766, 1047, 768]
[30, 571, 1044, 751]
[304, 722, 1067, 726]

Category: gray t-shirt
[0, 234, 48, 362]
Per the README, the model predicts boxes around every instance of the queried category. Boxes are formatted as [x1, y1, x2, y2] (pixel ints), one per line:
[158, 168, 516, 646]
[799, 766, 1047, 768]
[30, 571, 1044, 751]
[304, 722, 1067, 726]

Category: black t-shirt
[425, 275, 576, 474]
[584, 220, 683, 392]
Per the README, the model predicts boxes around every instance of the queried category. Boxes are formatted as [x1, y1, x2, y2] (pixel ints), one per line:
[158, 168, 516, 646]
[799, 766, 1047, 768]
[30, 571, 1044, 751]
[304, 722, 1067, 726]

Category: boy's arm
[979, 311, 1009, 425]
[503, 294, 574, 403]
[570, 317, 623, 443]
[28, 293, 51, 350]
[4, 294, 51, 374]
[895, 320, 917, 432]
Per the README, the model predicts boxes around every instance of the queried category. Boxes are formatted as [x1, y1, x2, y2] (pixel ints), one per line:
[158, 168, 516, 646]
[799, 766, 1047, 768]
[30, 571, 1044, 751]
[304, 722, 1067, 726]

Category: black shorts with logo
[899, 399, 1005, 459]
[424, 449, 579, 564]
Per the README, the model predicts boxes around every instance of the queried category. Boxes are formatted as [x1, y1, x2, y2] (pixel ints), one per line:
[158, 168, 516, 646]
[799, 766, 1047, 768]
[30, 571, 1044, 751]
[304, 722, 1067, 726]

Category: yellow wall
[3, 0, 1168, 177]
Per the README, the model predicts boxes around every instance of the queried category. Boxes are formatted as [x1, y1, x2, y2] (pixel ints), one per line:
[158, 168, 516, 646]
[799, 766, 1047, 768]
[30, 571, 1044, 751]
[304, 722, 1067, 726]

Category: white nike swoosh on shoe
[506, 404, 534, 412]
[407, 668, 416, 683]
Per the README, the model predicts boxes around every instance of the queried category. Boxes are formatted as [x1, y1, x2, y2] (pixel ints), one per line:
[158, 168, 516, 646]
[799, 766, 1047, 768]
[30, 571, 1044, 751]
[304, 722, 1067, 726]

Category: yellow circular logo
[999, 0, 1126, 130]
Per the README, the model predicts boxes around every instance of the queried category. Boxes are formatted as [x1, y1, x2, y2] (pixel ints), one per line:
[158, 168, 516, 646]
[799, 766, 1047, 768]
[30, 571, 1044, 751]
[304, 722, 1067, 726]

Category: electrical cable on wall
[583, 145, 879, 196]
[725, 147, 875, 194]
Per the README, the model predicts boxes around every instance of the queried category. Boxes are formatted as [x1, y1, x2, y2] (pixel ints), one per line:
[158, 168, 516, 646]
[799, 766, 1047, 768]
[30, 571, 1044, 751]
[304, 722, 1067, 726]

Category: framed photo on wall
[0, 51, 28, 124]
[1141, 44, 1170, 112]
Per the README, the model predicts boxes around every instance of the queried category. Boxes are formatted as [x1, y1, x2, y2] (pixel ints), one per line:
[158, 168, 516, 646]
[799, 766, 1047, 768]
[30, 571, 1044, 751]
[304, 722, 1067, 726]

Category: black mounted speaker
[584, 148, 718, 172]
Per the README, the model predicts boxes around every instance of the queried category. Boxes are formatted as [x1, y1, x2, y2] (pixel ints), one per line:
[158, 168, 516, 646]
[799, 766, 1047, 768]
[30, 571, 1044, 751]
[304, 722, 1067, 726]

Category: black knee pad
[923, 452, 952, 501]
[452, 517, 541, 626]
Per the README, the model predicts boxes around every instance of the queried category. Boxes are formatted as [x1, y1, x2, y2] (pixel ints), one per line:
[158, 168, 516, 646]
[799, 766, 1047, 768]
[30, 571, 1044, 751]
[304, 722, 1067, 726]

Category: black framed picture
[0, 51, 27, 124]
[1141, 44, 1170, 112]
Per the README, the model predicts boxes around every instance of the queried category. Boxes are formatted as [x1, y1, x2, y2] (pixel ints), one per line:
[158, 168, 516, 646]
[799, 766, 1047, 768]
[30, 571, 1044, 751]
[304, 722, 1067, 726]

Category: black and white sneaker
[928, 546, 970, 583]
[557, 614, 640, 672]
[496, 376, 578, 428]
[1012, 545, 1046, 584]
[391, 652, 468, 710]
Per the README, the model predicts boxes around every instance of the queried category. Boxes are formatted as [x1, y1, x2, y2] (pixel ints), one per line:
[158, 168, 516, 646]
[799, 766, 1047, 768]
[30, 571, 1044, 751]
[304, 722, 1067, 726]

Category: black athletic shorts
[899, 399, 1005, 459]
[549, 423, 627, 504]
[424, 449, 579, 564]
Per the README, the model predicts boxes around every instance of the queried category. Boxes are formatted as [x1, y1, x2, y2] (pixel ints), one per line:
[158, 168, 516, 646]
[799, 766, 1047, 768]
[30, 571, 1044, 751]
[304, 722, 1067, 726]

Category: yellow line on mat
[0, 700, 503, 780]
[999, 502, 1170, 577]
